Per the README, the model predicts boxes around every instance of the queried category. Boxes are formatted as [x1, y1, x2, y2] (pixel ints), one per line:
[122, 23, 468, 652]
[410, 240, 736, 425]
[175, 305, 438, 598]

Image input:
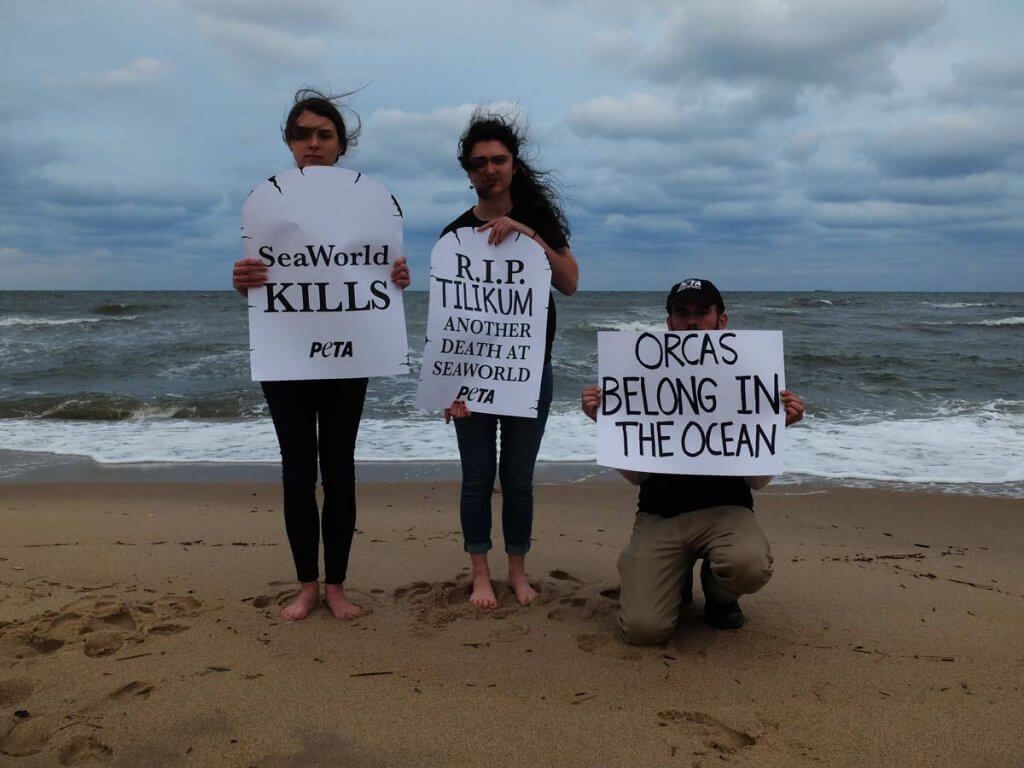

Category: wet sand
[1, 479, 1022, 767]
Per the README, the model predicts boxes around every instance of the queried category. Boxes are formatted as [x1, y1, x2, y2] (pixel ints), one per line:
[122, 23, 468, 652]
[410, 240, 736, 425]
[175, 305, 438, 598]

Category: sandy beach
[1, 478, 1021, 767]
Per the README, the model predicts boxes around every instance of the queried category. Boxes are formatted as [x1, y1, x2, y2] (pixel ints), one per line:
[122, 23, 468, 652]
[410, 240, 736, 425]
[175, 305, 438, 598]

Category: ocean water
[1, 290, 1022, 496]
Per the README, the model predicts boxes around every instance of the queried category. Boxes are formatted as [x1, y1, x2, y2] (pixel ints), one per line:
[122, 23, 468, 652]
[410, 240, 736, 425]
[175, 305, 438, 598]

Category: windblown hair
[458, 109, 570, 241]
[282, 88, 362, 158]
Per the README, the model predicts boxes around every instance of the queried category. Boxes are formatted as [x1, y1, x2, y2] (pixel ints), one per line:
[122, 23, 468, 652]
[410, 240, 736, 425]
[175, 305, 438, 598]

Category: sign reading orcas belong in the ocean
[415, 226, 551, 417]
[596, 330, 787, 476]
[241, 166, 409, 381]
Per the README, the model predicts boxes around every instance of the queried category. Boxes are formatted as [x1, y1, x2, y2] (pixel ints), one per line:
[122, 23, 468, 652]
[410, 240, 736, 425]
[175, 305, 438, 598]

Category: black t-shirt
[440, 205, 568, 363]
[637, 474, 754, 518]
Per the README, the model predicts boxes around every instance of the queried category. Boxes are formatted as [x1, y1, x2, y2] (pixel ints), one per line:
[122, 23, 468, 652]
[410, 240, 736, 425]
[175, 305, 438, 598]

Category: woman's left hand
[390, 255, 411, 288]
[477, 216, 533, 246]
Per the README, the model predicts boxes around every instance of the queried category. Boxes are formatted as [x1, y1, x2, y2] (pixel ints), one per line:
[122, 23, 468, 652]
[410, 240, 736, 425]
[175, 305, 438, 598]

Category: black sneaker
[704, 600, 745, 630]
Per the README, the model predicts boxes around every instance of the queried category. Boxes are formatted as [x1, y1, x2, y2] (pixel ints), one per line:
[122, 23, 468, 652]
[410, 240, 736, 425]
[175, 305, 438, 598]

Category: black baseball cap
[665, 278, 724, 313]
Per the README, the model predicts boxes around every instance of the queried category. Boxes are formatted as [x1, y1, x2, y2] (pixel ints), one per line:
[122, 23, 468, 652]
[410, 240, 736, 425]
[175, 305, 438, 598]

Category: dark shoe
[704, 600, 745, 630]
[681, 567, 694, 606]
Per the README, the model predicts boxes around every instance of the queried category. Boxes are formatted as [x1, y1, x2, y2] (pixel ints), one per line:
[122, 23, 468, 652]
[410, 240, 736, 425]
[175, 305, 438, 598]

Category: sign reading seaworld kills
[596, 330, 786, 475]
[415, 227, 551, 417]
[241, 166, 409, 381]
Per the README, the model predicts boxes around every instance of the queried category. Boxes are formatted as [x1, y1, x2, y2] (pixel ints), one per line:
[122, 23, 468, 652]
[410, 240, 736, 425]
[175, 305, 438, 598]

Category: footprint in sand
[251, 589, 299, 610]
[547, 596, 588, 621]
[147, 623, 188, 636]
[109, 680, 153, 699]
[58, 734, 114, 765]
[251, 587, 378, 616]
[544, 580, 622, 625]
[392, 582, 434, 601]
[0, 715, 52, 758]
[150, 595, 202, 619]
[599, 586, 620, 602]
[656, 709, 756, 755]
[393, 575, 550, 632]
[0, 678, 33, 708]
[13, 593, 201, 659]
[91, 598, 138, 631]
[574, 632, 643, 661]
[83, 630, 126, 658]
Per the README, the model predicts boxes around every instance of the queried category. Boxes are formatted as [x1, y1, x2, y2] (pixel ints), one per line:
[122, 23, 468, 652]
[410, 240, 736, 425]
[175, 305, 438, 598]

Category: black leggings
[261, 378, 368, 584]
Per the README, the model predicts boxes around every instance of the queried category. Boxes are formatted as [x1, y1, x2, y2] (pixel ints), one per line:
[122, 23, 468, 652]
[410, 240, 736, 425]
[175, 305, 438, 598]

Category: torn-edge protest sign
[415, 226, 551, 417]
[596, 330, 786, 476]
[241, 166, 409, 381]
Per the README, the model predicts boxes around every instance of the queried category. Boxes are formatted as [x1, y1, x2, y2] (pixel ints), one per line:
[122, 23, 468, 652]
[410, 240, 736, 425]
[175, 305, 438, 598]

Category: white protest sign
[241, 166, 409, 381]
[415, 227, 551, 417]
[597, 330, 786, 475]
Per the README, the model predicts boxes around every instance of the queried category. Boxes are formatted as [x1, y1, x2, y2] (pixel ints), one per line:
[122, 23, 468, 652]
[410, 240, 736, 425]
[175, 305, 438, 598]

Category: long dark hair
[458, 109, 570, 241]
[282, 88, 362, 158]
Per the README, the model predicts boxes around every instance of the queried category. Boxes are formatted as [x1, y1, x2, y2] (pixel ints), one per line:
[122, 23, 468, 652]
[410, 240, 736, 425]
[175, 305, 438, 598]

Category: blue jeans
[454, 363, 553, 555]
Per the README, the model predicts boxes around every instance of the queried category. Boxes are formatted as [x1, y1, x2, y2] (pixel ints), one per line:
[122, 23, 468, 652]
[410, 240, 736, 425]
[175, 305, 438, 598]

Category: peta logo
[309, 340, 353, 358]
[679, 279, 703, 289]
[455, 385, 495, 404]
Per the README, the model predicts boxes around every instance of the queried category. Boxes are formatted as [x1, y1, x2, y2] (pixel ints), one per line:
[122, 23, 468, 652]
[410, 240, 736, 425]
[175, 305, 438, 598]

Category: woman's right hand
[232, 257, 268, 296]
[444, 400, 471, 424]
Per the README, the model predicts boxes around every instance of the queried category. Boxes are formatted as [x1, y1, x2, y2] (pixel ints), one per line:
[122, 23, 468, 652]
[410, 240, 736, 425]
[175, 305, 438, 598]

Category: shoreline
[0, 449, 616, 486]
[2, 448, 1021, 499]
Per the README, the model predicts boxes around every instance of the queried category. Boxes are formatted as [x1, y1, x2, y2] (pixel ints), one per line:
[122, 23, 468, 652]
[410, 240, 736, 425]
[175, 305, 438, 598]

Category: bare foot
[508, 555, 539, 605]
[324, 583, 363, 620]
[280, 582, 319, 621]
[469, 553, 498, 609]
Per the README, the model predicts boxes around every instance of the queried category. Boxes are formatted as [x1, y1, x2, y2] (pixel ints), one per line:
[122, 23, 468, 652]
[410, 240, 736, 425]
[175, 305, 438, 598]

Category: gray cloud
[567, 83, 799, 143]
[806, 164, 1011, 205]
[567, 94, 696, 141]
[177, 0, 348, 67]
[45, 58, 172, 90]
[3, 0, 1023, 291]
[951, 55, 1024, 92]
[626, 0, 943, 91]
[865, 116, 1024, 178]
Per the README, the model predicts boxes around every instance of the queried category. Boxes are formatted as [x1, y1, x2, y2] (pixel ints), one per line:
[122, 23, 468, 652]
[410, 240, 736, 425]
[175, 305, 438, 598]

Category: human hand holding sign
[390, 255, 411, 288]
[444, 400, 472, 423]
[232, 257, 268, 296]
[477, 216, 533, 245]
[581, 385, 601, 422]
[782, 390, 804, 426]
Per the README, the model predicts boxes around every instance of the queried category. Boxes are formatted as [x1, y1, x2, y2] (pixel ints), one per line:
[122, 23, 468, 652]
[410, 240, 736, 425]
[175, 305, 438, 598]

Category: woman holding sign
[442, 111, 578, 608]
[232, 89, 411, 622]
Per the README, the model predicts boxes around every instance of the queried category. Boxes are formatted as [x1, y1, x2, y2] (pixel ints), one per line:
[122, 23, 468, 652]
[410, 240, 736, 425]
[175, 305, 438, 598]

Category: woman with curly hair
[442, 110, 578, 608]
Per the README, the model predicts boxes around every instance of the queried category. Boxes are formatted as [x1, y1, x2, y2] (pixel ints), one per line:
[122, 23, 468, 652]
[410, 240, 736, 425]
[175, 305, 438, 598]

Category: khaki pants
[617, 506, 773, 645]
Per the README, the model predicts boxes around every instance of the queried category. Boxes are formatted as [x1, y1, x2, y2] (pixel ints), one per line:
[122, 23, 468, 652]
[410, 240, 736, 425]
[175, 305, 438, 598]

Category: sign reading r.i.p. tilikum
[415, 227, 550, 417]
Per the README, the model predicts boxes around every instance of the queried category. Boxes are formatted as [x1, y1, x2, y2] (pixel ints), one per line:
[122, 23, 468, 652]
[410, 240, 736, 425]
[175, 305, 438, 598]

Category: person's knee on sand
[618, 606, 676, 646]
[616, 534, 688, 646]
[702, 541, 774, 603]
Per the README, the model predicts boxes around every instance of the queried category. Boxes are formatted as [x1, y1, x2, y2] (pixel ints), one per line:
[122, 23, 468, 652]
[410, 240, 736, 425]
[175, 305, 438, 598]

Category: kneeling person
[581, 278, 805, 645]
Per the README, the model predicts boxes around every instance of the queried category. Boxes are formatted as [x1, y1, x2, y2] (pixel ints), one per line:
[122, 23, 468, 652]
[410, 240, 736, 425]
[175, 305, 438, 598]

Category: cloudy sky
[2, 0, 1022, 291]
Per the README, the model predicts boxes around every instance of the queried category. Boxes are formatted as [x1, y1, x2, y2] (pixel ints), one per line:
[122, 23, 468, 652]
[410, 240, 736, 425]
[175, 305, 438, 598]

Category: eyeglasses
[290, 127, 338, 142]
[465, 154, 512, 172]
